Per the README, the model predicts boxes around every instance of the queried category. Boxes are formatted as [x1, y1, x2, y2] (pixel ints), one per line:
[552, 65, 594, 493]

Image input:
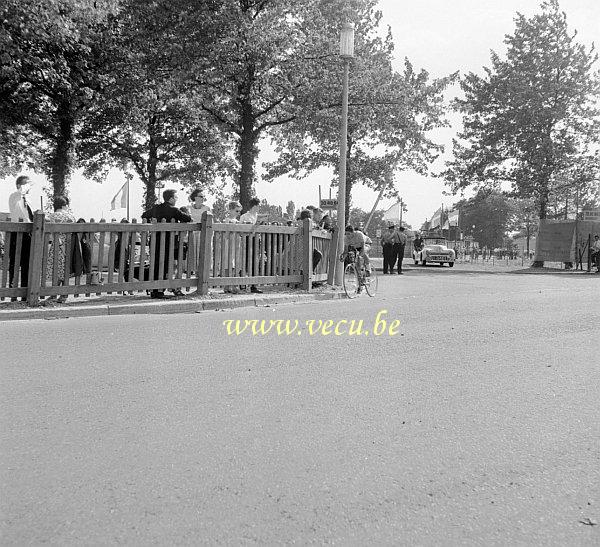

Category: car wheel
[422, 259, 427, 266]
[449, 262, 454, 267]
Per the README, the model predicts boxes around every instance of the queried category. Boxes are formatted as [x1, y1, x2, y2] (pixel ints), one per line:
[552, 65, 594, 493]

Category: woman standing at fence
[46, 195, 76, 302]
[222, 200, 242, 294]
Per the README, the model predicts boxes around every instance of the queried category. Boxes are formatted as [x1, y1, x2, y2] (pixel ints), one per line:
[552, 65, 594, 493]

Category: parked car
[413, 236, 455, 267]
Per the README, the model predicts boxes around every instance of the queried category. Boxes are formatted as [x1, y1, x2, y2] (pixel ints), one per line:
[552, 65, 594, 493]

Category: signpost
[320, 198, 338, 210]
[583, 209, 600, 221]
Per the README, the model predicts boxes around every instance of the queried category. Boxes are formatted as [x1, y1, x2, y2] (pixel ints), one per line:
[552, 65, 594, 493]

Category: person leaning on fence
[591, 234, 600, 272]
[222, 200, 242, 294]
[240, 197, 263, 294]
[45, 195, 76, 303]
[141, 189, 191, 299]
[8, 175, 35, 296]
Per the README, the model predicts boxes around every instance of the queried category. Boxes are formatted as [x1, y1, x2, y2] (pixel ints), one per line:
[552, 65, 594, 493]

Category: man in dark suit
[141, 189, 192, 298]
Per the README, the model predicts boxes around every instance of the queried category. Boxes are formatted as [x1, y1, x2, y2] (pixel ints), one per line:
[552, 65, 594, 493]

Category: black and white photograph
[1, 0, 599, 544]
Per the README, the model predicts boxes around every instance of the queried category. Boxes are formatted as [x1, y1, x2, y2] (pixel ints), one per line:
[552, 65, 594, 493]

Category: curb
[0, 292, 345, 322]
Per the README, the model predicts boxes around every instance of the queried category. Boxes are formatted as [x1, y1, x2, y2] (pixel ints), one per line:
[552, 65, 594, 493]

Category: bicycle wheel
[343, 263, 360, 298]
[365, 265, 378, 297]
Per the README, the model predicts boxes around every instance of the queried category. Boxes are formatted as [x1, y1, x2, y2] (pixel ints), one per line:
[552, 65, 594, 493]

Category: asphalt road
[1, 268, 599, 545]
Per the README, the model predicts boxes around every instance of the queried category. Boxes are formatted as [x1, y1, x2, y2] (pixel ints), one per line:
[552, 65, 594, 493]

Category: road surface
[1, 269, 599, 545]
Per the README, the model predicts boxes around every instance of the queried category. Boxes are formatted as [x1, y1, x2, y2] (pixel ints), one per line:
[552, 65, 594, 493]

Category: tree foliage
[76, 0, 233, 209]
[444, 0, 600, 222]
[264, 1, 455, 220]
[0, 0, 118, 195]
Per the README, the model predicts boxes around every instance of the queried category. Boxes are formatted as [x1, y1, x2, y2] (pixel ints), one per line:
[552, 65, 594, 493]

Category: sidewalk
[0, 285, 345, 322]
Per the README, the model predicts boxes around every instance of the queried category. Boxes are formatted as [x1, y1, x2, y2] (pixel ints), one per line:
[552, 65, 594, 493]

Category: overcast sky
[1, 1, 599, 225]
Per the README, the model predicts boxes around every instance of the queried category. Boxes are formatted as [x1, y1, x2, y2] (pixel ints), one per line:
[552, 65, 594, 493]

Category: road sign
[320, 198, 338, 209]
[583, 209, 600, 221]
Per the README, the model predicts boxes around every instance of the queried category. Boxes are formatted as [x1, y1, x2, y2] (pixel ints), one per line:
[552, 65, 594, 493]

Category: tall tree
[76, 0, 233, 210]
[0, 0, 117, 197]
[453, 190, 513, 249]
[444, 0, 600, 228]
[264, 3, 454, 220]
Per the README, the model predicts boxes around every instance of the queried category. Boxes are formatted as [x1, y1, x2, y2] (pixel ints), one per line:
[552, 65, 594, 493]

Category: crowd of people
[5, 176, 598, 303]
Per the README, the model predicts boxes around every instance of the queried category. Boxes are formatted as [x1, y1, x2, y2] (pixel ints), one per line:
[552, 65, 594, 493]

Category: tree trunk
[237, 99, 258, 211]
[143, 121, 159, 211]
[50, 101, 75, 201]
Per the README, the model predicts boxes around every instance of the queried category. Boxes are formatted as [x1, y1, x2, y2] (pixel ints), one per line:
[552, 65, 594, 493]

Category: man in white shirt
[8, 175, 34, 291]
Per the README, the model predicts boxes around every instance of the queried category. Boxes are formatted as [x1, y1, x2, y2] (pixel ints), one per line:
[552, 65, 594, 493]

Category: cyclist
[341, 225, 371, 275]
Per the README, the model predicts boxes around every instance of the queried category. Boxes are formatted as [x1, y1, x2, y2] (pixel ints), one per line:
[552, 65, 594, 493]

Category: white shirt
[240, 210, 258, 224]
[8, 191, 33, 222]
[592, 238, 600, 252]
[189, 204, 210, 222]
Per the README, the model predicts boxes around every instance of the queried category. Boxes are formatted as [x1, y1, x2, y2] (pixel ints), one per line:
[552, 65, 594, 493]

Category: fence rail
[0, 213, 336, 305]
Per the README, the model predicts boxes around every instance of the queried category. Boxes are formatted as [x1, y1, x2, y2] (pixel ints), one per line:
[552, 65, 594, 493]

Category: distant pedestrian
[381, 224, 398, 274]
[395, 226, 407, 274]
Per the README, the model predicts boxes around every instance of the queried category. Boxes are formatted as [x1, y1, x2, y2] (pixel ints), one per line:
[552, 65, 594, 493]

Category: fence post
[26, 212, 45, 306]
[327, 227, 339, 286]
[197, 211, 213, 295]
[301, 217, 313, 291]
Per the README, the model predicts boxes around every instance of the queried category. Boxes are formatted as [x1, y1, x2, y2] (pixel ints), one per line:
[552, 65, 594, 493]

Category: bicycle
[340, 247, 378, 298]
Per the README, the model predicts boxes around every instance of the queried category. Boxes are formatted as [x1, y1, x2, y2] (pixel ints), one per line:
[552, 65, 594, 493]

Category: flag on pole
[430, 207, 442, 228]
[447, 209, 459, 226]
[110, 181, 128, 210]
[382, 202, 401, 223]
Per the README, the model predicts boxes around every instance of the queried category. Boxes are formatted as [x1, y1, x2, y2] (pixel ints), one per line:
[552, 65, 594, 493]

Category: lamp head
[339, 22, 355, 58]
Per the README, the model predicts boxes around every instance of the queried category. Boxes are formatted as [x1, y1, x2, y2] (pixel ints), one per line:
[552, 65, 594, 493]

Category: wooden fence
[0, 213, 338, 305]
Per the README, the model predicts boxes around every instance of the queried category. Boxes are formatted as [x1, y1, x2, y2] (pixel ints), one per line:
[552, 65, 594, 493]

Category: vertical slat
[1, 231, 12, 288]
[41, 232, 50, 289]
[106, 230, 116, 292]
[167, 220, 175, 280]
[252, 233, 259, 281]
[284, 233, 289, 277]
[139, 228, 147, 286]
[240, 231, 247, 278]
[258, 231, 265, 277]
[51, 233, 59, 288]
[227, 231, 234, 276]
[117, 230, 127, 289]
[12, 231, 23, 287]
[234, 232, 241, 278]
[265, 233, 272, 276]
[97, 222, 106, 294]
[148, 222, 157, 282]
[63, 230, 72, 284]
[128, 227, 136, 283]
[157, 222, 166, 285]
[219, 232, 229, 277]
[277, 232, 283, 276]
[197, 212, 213, 295]
[185, 227, 194, 282]
[177, 229, 184, 281]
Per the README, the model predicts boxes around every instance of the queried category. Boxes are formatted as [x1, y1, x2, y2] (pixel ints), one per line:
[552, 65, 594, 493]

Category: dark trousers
[394, 243, 405, 272]
[382, 244, 396, 273]
[9, 233, 31, 287]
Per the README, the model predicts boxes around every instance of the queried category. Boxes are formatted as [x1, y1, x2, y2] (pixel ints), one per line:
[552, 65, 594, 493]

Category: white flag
[110, 181, 128, 210]
[382, 202, 401, 223]
[447, 209, 459, 226]
[430, 208, 442, 228]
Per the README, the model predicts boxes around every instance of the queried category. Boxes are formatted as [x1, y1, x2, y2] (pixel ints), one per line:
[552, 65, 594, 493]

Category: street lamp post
[334, 22, 355, 286]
